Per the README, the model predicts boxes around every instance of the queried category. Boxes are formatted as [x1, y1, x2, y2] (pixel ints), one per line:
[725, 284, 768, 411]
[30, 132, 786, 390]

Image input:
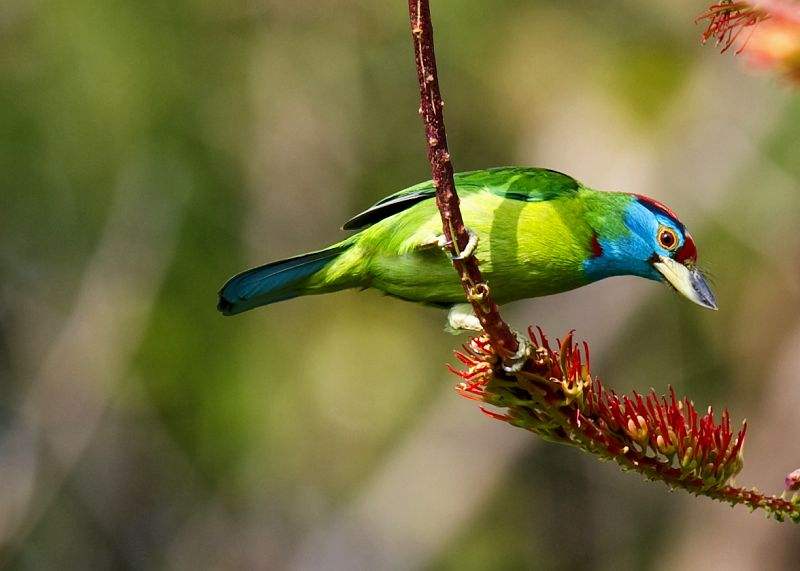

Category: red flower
[453, 328, 747, 488]
[450, 326, 800, 521]
[698, 1, 800, 82]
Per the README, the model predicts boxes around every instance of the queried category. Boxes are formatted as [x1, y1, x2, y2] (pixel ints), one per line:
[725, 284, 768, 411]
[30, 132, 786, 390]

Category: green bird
[217, 167, 716, 330]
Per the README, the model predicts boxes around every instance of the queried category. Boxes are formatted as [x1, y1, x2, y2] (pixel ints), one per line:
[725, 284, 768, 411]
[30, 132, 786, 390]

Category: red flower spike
[786, 468, 800, 491]
[697, 1, 800, 84]
[479, 406, 511, 422]
[452, 327, 750, 486]
[454, 352, 475, 366]
[536, 326, 551, 352]
[447, 326, 800, 522]
[527, 326, 539, 348]
[697, 1, 769, 53]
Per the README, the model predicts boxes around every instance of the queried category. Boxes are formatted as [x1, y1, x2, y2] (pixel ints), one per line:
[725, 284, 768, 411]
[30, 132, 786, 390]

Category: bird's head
[585, 194, 717, 310]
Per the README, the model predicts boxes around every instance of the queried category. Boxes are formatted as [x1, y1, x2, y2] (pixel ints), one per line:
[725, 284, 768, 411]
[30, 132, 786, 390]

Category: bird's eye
[657, 226, 678, 251]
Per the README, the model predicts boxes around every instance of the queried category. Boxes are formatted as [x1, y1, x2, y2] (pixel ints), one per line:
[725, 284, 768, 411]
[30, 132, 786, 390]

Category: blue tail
[217, 244, 351, 316]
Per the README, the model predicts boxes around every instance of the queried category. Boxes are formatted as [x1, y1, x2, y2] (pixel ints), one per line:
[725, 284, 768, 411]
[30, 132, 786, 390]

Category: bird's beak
[653, 255, 717, 310]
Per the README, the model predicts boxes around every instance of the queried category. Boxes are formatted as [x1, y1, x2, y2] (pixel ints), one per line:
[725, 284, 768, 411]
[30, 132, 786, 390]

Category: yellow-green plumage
[314, 188, 599, 304]
[218, 167, 642, 315]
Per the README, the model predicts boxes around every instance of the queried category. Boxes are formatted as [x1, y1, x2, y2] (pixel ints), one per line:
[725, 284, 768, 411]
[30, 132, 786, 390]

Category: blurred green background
[2, 0, 800, 569]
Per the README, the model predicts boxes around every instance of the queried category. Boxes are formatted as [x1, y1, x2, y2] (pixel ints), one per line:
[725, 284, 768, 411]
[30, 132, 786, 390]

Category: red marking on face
[675, 232, 697, 264]
[634, 194, 683, 226]
[590, 233, 603, 258]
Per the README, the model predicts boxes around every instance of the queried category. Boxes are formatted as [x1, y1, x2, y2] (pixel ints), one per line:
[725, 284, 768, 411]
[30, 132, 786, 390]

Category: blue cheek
[583, 235, 662, 283]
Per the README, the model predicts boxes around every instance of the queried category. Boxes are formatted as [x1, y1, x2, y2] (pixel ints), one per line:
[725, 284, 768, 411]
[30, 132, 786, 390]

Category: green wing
[342, 167, 580, 230]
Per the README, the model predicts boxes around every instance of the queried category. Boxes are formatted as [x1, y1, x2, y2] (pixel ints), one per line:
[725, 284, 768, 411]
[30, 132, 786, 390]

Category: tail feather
[218, 244, 351, 315]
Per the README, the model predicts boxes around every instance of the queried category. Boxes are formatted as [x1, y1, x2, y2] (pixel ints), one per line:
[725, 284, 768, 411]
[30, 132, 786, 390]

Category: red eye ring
[658, 226, 678, 251]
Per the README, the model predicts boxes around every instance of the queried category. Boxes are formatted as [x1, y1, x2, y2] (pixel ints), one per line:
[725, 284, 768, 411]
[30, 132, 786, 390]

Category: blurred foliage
[1, 0, 800, 569]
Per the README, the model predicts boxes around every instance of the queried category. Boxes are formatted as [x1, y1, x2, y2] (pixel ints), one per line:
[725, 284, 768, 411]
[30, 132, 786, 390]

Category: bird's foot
[445, 305, 530, 371]
[417, 233, 450, 251]
[451, 229, 479, 261]
[421, 229, 479, 260]
[501, 331, 532, 373]
[445, 303, 483, 334]
[445, 306, 530, 372]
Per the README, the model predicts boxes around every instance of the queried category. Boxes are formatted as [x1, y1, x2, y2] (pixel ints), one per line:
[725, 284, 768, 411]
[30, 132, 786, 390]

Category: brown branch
[407, 0, 521, 361]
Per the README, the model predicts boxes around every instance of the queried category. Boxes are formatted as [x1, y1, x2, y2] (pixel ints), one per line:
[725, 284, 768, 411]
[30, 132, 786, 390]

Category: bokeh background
[2, 0, 800, 569]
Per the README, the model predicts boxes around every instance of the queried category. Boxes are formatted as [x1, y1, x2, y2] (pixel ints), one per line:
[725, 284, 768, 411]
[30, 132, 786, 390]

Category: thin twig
[407, 0, 521, 361]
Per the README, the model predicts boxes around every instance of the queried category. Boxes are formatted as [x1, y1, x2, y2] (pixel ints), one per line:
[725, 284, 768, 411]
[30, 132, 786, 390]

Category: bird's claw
[445, 303, 483, 333]
[450, 229, 479, 261]
[502, 331, 531, 373]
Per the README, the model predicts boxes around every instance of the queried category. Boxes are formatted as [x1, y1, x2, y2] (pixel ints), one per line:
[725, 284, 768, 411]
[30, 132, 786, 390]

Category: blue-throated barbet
[218, 167, 716, 328]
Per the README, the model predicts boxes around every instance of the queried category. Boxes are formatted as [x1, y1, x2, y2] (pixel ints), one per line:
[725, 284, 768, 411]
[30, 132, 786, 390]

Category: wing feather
[342, 167, 580, 230]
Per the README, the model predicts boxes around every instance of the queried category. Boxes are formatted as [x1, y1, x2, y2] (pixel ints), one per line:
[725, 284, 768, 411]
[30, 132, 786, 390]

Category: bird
[217, 167, 716, 331]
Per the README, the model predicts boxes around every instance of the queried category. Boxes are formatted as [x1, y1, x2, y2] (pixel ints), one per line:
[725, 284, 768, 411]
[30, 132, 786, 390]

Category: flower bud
[655, 435, 671, 456]
[785, 468, 800, 492]
[625, 415, 648, 445]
